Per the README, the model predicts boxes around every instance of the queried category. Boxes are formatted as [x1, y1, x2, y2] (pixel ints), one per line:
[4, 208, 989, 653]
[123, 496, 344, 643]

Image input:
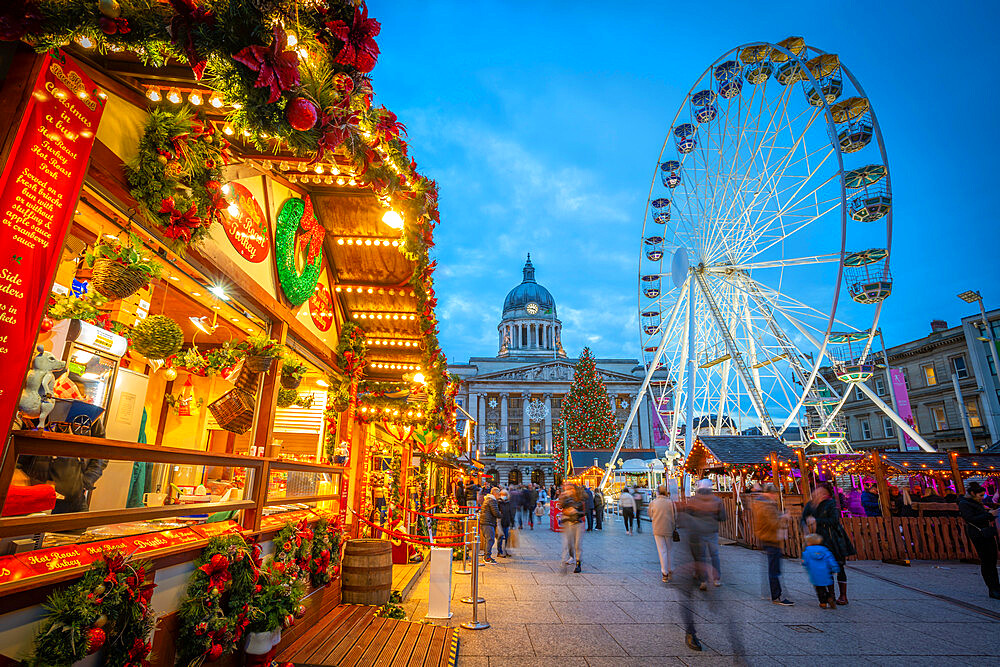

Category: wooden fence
[716, 492, 987, 562]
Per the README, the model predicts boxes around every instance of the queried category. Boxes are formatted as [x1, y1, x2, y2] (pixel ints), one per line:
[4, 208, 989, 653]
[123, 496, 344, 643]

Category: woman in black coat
[802, 482, 856, 605]
[958, 481, 1000, 598]
[496, 491, 517, 557]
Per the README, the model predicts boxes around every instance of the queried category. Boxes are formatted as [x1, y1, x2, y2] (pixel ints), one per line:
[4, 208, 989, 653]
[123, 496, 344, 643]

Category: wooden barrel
[340, 538, 393, 605]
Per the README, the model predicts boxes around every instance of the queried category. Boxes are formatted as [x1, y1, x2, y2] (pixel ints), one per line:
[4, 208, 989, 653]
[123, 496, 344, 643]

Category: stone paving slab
[421, 511, 1000, 666]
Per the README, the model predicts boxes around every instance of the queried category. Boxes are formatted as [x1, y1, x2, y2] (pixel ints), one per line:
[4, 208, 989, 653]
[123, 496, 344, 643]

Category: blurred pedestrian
[497, 489, 516, 557]
[802, 482, 855, 604]
[525, 484, 538, 530]
[479, 487, 501, 563]
[958, 481, 1000, 599]
[753, 483, 793, 605]
[687, 479, 726, 588]
[559, 482, 585, 572]
[619, 486, 636, 534]
[583, 484, 595, 531]
[511, 485, 524, 529]
[802, 533, 839, 609]
[633, 487, 645, 533]
[594, 486, 604, 530]
[455, 479, 467, 509]
[648, 485, 676, 582]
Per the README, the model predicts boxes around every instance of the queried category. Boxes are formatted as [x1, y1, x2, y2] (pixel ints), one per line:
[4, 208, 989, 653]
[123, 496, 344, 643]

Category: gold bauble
[98, 0, 121, 18]
[163, 367, 178, 381]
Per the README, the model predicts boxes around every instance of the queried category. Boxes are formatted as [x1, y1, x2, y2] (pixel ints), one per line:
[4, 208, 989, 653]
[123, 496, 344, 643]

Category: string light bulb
[166, 87, 182, 104]
[227, 202, 240, 217]
[209, 92, 223, 108]
[286, 30, 298, 47]
[188, 90, 203, 105]
[146, 87, 162, 102]
[381, 210, 404, 230]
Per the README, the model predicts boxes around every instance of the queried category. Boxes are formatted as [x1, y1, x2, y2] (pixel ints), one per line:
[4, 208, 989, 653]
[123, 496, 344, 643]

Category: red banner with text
[0, 51, 105, 440]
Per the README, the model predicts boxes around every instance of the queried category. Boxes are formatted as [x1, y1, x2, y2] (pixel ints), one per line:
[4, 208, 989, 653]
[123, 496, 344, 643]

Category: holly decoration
[553, 347, 618, 476]
[309, 518, 343, 587]
[176, 535, 261, 666]
[28, 552, 155, 667]
[126, 106, 229, 250]
[275, 196, 324, 307]
[334, 321, 367, 377]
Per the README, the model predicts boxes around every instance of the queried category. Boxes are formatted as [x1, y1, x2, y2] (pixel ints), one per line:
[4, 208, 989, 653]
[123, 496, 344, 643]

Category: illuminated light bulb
[346, 239, 354, 245]
[166, 87, 182, 104]
[221, 183, 232, 196]
[76, 90, 89, 100]
[381, 210, 404, 229]
[337, 239, 344, 245]
[377, 314, 383, 319]
[315, 164, 324, 174]
[346, 287, 353, 293]
[331, 166, 340, 175]
[348, 178, 357, 186]
[188, 90, 203, 105]
[325, 176, 333, 185]
[209, 92, 223, 108]
[231, 101, 242, 109]
[223, 124, 234, 135]
[97, 90, 107, 100]
[364, 239, 372, 246]
[367, 288, 374, 293]
[298, 48, 308, 60]
[388, 289, 395, 295]
[286, 30, 298, 47]
[337, 177, 345, 185]
[78, 36, 95, 49]
[279, 161, 290, 171]
[227, 202, 240, 217]
[392, 314, 399, 320]
[391, 240, 399, 247]
[260, 132, 269, 139]
[241, 128, 251, 136]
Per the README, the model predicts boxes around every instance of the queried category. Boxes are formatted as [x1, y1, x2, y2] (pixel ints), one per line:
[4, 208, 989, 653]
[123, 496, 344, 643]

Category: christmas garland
[176, 535, 261, 667]
[308, 518, 342, 588]
[28, 552, 155, 667]
[126, 106, 228, 249]
[335, 321, 367, 377]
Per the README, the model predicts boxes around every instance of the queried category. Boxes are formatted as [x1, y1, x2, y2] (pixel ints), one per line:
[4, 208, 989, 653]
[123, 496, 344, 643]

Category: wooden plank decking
[276, 604, 458, 666]
[392, 559, 427, 601]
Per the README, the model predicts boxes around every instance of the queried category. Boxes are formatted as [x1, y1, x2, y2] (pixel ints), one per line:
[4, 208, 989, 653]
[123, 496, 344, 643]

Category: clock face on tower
[526, 302, 539, 315]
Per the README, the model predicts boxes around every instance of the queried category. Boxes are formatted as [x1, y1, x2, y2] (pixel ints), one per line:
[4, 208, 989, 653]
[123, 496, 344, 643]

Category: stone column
[522, 391, 531, 454]
[544, 393, 552, 454]
[500, 392, 509, 453]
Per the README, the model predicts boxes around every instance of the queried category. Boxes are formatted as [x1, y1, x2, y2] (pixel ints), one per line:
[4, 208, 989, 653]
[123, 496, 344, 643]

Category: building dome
[502, 254, 556, 317]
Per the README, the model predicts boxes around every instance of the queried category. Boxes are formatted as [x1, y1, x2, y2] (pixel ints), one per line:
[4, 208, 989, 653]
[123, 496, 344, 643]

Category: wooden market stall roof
[685, 435, 797, 473]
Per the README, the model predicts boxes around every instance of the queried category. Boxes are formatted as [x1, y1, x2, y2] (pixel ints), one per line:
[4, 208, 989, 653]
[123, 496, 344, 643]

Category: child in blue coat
[802, 533, 840, 608]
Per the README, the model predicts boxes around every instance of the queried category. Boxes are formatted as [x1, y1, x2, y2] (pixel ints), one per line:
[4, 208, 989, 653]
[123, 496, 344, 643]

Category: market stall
[0, 1, 455, 663]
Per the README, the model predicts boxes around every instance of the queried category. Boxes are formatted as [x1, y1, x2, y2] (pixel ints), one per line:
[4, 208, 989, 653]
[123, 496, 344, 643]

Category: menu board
[0, 51, 105, 439]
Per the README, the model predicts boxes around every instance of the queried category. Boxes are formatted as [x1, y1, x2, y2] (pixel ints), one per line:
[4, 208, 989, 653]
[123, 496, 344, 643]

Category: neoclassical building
[449, 255, 661, 487]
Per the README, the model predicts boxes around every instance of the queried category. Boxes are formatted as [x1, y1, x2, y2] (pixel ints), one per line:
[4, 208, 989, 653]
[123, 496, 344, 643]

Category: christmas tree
[554, 348, 618, 476]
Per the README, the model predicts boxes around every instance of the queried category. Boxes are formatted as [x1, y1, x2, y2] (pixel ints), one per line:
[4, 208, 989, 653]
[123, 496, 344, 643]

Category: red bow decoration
[326, 4, 381, 73]
[314, 108, 359, 164]
[374, 107, 406, 144]
[297, 196, 325, 264]
[233, 25, 300, 104]
[199, 553, 231, 590]
[159, 197, 204, 242]
[168, 0, 215, 80]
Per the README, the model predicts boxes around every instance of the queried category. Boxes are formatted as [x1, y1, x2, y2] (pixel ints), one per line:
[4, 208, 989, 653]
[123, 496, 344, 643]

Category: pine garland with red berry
[28, 552, 155, 667]
[176, 535, 262, 667]
[309, 518, 343, 588]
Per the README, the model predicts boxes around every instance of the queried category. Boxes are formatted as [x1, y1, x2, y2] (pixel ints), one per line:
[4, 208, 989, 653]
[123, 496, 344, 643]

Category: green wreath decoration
[275, 197, 324, 307]
[28, 552, 155, 667]
[125, 106, 228, 251]
[176, 535, 261, 666]
[309, 518, 343, 588]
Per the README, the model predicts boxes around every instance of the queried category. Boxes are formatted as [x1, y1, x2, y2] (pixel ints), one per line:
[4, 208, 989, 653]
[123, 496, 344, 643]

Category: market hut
[0, 2, 457, 664]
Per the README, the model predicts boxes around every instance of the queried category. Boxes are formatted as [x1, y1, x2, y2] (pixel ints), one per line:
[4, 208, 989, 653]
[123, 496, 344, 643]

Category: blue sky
[371, 1, 1000, 365]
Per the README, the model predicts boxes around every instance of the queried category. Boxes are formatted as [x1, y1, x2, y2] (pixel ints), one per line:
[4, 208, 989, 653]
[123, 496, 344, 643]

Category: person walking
[455, 479, 467, 510]
[594, 486, 604, 530]
[478, 487, 502, 563]
[753, 483, 793, 605]
[802, 533, 840, 608]
[633, 487, 645, 533]
[802, 482, 855, 605]
[619, 486, 636, 534]
[648, 485, 677, 582]
[958, 481, 1000, 599]
[525, 484, 538, 530]
[510, 485, 524, 529]
[687, 479, 726, 588]
[497, 489, 516, 557]
[559, 482, 585, 572]
[583, 485, 595, 531]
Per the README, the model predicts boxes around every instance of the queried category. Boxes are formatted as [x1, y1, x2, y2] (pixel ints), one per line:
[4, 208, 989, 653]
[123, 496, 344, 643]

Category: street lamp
[958, 290, 1000, 384]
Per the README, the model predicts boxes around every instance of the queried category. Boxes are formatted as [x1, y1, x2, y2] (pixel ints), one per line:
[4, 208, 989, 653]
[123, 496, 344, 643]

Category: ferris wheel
[610, 36, 934, 473]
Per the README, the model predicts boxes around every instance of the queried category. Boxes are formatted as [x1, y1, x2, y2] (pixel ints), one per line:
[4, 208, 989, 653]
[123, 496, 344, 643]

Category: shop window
[922, 364, 937, 386]
[854, 385, 864, 401]
[931, 405, 948, 430]
[965, 399, 982, 428]
[951, 356, 969, 379]
[508, 423, 520, 452]
[882, 417, 895, 438]
[860, 418, 872, 440]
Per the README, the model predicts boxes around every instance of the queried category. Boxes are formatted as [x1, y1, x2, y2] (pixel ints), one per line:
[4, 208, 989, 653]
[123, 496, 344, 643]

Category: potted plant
[280, 358, 308, 389]
[86, 233, 163, 300]
[243, 559, 304, 663]
[276, 388, 298, 408]
[237, 333, 284, 373]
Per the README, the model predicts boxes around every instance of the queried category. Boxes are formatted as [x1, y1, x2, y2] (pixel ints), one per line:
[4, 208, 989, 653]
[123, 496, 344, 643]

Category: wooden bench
[276, 604, 458, 666]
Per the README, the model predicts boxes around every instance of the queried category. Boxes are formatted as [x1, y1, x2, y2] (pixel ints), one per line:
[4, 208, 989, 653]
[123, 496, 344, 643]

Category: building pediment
[470, 361, 638, 384]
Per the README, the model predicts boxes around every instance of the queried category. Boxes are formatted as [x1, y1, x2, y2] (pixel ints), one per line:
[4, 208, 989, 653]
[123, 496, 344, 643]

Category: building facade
[449, 256, 660, 487]
[824, 309, 1000, 453]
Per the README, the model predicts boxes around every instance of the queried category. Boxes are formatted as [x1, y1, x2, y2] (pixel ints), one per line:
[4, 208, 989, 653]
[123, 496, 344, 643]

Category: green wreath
[276, 197, 324, 307]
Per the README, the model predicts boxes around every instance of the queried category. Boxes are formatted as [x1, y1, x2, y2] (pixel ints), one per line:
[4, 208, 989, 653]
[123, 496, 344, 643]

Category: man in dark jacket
[479, 487, 502, 563]
[497, 490, 517, 557]
[583, 485, 595, 531]
[593, 487, 604, 530]
[958, 482, 1000, 599]
[859, 484, 881, 517]
[455, 480, 466, 509]
[525, 484, 539, 530]
[20, 456, 107, 514]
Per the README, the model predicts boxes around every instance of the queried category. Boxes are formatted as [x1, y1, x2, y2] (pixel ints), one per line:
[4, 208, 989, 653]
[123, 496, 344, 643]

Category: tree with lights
[553, 348, 618, 476]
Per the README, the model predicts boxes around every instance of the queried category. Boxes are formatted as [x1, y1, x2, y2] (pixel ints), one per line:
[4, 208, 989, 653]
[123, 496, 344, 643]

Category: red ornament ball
[208, 643, 225, 661]
[295, 604, 306, 618]
[87, 627, 106, 653]
[40, 317, 55, 333]
[286, 97, 318, 132]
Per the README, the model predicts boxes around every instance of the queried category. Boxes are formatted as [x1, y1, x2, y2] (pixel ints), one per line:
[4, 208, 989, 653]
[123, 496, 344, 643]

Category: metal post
[460, 521, 489, 628]
[684, 279, 696, 496]
[461, 515, 485, 604]
[952, 373, 977, 453]
[976, 296, 1000, 397]
[455, 514, 471, 575]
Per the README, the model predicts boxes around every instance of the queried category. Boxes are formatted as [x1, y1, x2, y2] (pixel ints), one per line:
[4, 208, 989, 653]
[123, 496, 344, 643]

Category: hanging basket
[91, 256, 148, 300]
[280, 372, 303, 390]
[208, 388, 256, 434]
[246, 354, 278, 374]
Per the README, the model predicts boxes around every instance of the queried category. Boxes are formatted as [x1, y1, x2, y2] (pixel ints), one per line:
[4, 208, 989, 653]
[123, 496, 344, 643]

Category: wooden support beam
[872, 451, 893, 518]
[949, 451, 965, 495]
[795, 448, 812, 496]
